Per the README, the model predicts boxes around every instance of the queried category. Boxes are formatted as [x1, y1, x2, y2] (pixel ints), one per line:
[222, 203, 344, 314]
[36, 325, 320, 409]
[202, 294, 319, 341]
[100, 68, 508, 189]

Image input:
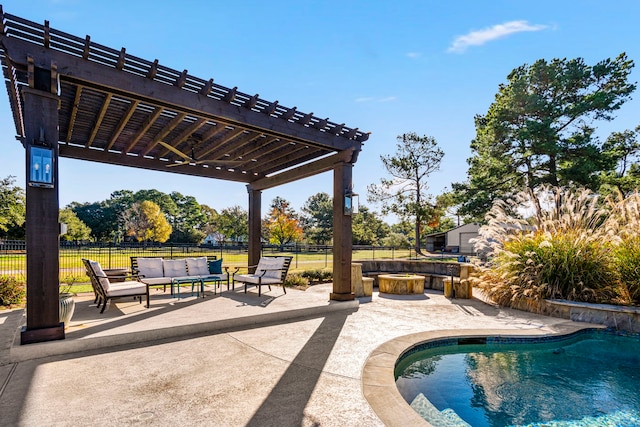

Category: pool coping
[361, 324, 599, 427]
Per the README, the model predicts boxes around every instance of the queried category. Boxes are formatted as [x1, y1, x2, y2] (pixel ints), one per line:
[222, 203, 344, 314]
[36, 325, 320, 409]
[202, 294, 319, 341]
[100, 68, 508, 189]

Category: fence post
[325, 246, 328, 268]
[295, 242, 298, 268]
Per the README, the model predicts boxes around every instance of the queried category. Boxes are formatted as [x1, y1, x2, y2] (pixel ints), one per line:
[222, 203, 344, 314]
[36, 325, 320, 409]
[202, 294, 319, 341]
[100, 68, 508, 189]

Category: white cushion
[256, 257, 285, 279]
[106, 280, 147, 296]
[163, 259, 188, 277]
[140, 277, 172, 286]
[89, 260, 111, 292]
[186, 257, 209, 276]
[234, 274, 282, 285]
[137, 258, 164, 278]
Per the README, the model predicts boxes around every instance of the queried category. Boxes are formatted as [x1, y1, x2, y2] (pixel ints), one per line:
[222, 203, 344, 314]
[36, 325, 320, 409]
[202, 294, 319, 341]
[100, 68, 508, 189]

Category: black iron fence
[0, 240, 414, 282]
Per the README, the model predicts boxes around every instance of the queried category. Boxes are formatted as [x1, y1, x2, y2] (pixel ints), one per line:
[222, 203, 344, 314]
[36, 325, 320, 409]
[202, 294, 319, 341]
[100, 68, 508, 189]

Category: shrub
[300, 269, 332, 283]
[0, 275, 26, 307]
[284, 273, 309, 288]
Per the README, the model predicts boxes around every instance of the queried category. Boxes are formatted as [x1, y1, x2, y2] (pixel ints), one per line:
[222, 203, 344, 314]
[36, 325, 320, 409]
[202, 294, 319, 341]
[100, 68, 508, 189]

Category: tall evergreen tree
[454, 53, 636, 221]
[367, 132, 444, 254]
[301, 192, 333, 244]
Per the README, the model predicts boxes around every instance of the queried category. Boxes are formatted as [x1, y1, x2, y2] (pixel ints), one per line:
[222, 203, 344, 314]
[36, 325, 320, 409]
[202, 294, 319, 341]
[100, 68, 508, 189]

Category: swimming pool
[394, 329, 640, 426]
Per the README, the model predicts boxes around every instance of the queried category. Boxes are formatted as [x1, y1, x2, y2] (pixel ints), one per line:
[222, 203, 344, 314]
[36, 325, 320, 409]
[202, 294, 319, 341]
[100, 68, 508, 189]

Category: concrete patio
[0, 283, 590, 426]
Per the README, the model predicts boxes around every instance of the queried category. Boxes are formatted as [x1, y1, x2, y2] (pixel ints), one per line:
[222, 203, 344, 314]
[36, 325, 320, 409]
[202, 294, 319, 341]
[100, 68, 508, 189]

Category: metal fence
[0, 240, 414, 282]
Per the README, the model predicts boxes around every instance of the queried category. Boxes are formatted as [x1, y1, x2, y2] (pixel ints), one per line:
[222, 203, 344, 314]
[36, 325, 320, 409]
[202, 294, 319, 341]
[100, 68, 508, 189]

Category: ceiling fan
[158, 140, 243, 168]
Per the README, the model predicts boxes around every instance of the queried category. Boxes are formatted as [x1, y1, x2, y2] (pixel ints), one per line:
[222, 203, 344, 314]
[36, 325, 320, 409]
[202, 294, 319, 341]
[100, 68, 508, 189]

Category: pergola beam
[157, 117, 208, 158]
[141, 112, 187, 156]
[60, 144, 250, 182]
[105, 99, 139, 151]
[249, 149, 357, 191]
[85, 93, 112, 148]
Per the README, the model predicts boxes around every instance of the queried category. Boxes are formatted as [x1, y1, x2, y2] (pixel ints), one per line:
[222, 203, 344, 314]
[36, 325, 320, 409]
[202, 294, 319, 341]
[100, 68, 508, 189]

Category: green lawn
[3, 247, 418, 285]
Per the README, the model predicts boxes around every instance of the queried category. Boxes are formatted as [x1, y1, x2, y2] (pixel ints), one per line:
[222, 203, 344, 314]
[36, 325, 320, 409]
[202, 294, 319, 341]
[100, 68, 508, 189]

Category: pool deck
[0, 284, 593, 426]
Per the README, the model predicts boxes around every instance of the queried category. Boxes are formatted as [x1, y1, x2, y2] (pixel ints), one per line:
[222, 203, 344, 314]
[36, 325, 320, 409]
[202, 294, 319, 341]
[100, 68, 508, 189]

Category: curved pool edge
[361, 324, 600, 427]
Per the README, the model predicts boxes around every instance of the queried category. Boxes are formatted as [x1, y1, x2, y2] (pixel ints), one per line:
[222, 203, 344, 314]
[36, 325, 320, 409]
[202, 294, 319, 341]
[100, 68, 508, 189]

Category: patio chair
[82, 258, 149, 313]
[232, 256, 292, 296]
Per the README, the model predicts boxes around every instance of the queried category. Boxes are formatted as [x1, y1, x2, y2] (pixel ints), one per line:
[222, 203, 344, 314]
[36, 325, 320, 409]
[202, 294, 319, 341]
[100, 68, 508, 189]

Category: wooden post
[21, 83, 64, 344]
[247, 185, 262, 272]
[330, 162, 354, 301]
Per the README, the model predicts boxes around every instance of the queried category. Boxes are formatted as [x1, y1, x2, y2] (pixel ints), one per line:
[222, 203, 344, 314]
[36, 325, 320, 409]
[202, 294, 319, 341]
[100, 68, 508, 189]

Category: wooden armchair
[82, 258, 149, 313]
[232, 256, 293, 296]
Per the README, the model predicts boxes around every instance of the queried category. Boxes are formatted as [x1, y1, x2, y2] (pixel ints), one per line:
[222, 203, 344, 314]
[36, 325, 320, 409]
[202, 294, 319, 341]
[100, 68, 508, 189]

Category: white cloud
[406, 52, 421, 59]
[448, 20, 548, 53]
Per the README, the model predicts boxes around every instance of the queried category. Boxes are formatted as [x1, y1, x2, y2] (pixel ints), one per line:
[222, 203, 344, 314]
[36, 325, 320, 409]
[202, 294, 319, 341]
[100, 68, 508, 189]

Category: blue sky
[1, 1, 639, 222]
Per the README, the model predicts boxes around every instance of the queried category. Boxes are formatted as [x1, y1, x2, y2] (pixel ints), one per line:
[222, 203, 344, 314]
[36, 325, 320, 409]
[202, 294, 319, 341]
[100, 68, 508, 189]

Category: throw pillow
[208, 259, 223, 274]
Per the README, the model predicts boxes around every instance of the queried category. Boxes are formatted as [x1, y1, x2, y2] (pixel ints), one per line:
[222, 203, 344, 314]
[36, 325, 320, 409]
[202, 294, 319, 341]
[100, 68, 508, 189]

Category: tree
[352, 206, 390, 245]
[169, 192, 206, 243]
[264, 197, 302, 245]
[600, 125, 640, 196]
[301, 192, 333, 244]
[122, 200, 172, 243]
[69, 190, 134, 242]
[382, 232, 411, 249]
[367, 132, 444, 254]
[199, 204, 219, 237]
[454, 53, 636, 221]
[217, 205, 248, 243]
[0, 176, 25, 236]
[59, 208, 92, 242]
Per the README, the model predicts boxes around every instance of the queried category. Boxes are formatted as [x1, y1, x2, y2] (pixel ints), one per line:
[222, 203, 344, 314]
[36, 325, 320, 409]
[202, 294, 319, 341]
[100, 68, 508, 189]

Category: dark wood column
[330, 161, 354, 301]
[247, 185, 262, 272]
[21, 83, 64, 344]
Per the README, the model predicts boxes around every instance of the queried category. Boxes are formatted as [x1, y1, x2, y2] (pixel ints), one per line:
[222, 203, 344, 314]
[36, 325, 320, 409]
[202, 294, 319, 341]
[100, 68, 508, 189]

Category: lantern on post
[28, 127, 54, 189]
[344, 189, 359, 216]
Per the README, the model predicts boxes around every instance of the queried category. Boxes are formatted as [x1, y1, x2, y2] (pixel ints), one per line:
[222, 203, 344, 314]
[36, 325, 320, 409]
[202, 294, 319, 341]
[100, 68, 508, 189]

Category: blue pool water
[395, 330, 640, 427]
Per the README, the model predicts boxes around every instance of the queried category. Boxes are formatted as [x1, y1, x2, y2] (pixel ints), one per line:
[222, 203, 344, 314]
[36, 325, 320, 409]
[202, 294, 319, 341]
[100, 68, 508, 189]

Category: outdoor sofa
[130, 255, 230, 296]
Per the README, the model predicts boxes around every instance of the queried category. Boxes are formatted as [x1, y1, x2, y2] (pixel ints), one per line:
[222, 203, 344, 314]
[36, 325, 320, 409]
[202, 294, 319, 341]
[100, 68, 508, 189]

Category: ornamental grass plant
[607, 191, 640, 304]
[472, 186, 638, 310]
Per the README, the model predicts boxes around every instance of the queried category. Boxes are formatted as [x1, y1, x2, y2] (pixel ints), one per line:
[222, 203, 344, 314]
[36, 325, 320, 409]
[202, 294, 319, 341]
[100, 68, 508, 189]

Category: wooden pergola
[0, 8, 369, 344]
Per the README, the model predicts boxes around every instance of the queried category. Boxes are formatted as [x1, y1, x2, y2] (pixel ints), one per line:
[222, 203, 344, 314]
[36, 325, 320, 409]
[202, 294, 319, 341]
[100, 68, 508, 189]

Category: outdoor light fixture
[28, 127, 55, 189]
[28, 145, 54, 188]
[344, 190, 359, 216]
